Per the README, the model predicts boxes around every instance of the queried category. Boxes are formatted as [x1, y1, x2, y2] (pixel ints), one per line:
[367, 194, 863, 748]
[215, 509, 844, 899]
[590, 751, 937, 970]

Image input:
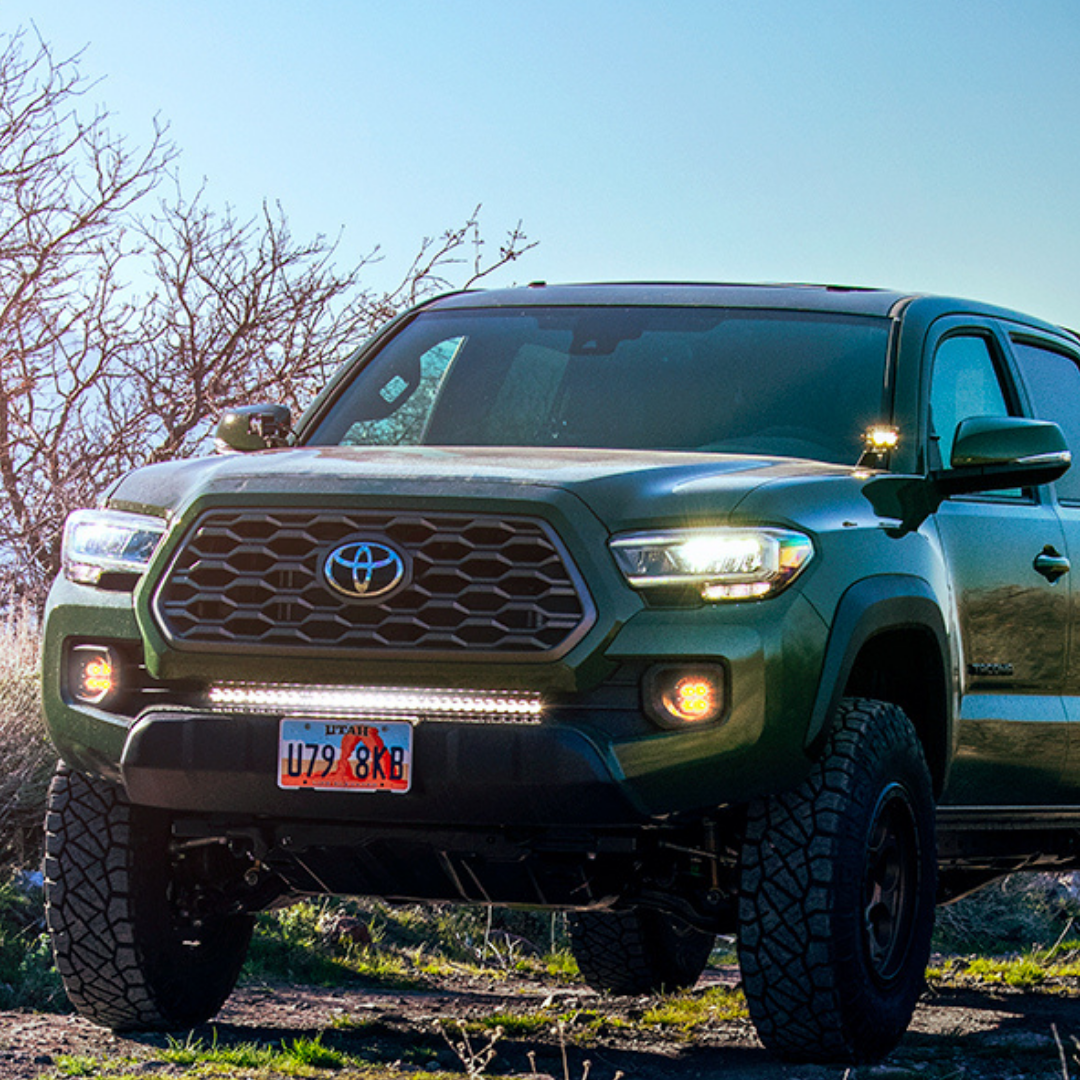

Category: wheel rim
[862, 782, 920, 985]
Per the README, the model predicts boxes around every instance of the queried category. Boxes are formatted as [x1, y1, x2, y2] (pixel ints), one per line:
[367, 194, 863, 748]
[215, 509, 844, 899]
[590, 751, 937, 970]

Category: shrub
[933, 872, 1080, 955]
[0, 873, 66, 1010]
[0, 609, 54, 869]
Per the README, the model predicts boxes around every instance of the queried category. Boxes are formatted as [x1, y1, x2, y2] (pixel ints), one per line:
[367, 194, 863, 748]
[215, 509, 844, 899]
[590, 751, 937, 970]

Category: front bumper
[44, 568, 830, 825]
[121, 710, 643, 826]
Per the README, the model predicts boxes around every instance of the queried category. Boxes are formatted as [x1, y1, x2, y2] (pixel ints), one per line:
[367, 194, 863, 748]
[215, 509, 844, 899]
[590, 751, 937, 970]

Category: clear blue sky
[9, 1, 1080, 329]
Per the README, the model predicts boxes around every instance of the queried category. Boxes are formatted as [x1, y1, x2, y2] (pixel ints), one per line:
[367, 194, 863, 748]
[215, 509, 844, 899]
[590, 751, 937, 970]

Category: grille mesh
[152, 509, 592, 656]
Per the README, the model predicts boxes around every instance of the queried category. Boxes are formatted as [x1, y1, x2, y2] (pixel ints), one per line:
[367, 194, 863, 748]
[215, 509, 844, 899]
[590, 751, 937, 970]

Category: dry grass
[0, 607, 54, 868]
[933, 873, 1080, 956]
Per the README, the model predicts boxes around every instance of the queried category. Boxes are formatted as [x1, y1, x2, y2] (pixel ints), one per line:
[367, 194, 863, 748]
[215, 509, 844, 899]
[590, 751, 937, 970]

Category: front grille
[152, 509, 594, 658]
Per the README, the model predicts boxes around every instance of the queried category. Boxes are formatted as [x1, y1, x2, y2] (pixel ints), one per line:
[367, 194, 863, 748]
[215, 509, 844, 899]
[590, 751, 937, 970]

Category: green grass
[456, 1004, 631, 1046]
[53, 1056, 102, 1077]
[927, 940, 1080, 991]
[641, 985, 749, 1031]
[453, 985, 747, 1046]
[158, 1031, 388, 1075]
[283, 1034, 348, 1069]
[56, 1048, 449, 1080]
[459, 1009, 552, 1037]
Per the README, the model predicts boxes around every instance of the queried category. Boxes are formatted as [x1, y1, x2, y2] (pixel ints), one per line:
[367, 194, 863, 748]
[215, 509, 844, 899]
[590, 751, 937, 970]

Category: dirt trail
[0, 967, 1078, 1079]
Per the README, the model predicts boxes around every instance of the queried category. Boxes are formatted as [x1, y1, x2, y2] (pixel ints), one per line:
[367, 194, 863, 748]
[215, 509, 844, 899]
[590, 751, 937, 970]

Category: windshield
[307, 306, 891, 465]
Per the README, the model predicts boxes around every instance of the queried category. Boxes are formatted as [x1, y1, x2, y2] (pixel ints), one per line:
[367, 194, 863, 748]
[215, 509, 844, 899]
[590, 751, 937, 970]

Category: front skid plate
[121, 710, 643, 827]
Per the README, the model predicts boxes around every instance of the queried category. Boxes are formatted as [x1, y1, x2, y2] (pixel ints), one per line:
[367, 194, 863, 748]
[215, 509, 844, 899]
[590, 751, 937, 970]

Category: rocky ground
[0, 965, 1077, 1079]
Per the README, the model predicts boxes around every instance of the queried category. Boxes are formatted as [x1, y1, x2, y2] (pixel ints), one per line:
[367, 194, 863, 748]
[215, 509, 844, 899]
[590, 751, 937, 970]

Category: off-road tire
[738, 698, 936, 1063]
[568, 908, 714, 995]
[44, 765, 253, 1031]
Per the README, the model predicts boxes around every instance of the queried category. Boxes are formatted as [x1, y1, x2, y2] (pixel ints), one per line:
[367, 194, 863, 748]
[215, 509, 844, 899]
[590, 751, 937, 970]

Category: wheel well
[844, 629, 948, 796]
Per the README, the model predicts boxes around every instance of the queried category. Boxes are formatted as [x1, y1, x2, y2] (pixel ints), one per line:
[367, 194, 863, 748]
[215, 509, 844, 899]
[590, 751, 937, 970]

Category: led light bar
[206, 683, 544, 723]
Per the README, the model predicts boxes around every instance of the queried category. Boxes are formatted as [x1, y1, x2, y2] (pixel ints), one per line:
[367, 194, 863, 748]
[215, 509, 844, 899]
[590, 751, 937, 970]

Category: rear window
[307, 306, 891, 465]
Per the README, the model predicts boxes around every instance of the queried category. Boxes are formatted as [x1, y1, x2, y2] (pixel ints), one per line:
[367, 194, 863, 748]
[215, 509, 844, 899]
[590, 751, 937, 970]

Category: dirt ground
[0, 965, 1077, 1080]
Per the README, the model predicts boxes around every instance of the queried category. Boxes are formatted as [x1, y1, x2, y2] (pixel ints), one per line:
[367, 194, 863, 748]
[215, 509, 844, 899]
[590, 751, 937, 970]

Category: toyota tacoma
[40, 283, 1080, 1062]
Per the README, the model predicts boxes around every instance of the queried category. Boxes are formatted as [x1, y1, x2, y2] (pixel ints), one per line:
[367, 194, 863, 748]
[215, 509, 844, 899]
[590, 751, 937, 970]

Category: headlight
[609, 527, 814, 601]
[62, 509, 168, 586]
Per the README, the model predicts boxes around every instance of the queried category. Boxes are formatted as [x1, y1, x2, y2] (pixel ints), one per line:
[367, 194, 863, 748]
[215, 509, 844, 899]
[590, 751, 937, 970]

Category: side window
[929, 335, 1012, 469]
[1012, 339, 1080, 504]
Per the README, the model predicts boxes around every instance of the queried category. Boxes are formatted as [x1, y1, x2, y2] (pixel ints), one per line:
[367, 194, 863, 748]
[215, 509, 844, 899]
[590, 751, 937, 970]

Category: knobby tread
[45, 767, 162, 1029]
[737, 698, 936, 1063]
[44, 766, 251, 1031]
[569, 908, 714, 996]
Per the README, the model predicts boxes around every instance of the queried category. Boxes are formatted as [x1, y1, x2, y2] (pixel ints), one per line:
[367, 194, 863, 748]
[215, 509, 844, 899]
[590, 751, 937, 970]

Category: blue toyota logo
[323, 540, 407, 600]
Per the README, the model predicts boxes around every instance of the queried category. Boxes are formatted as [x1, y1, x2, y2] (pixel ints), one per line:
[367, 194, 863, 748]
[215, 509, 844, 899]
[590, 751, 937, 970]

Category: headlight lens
[610, 527, 814, 601]
[62, 509, 168, 586]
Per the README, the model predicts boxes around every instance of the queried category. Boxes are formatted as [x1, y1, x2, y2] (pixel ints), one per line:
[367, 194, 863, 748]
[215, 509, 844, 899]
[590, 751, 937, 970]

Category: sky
[7, 0, 1080, 330]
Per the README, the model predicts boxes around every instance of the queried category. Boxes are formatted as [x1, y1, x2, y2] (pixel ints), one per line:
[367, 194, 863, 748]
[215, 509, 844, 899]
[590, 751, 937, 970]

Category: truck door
[929, 324, 1070, 806]
[1009, 331, 1080, 798]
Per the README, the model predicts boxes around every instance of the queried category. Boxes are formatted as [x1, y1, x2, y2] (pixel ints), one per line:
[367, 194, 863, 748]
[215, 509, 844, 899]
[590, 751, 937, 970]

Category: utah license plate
[278, 718, 412, 793]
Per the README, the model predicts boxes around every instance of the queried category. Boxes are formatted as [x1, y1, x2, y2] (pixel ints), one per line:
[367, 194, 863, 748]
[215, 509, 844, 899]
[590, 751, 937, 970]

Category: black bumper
[120, 710, 645, 827]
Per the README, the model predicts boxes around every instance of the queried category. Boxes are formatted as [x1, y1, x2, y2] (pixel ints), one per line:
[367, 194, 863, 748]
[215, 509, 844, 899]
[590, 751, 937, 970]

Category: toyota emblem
[323, 540, 408, 600]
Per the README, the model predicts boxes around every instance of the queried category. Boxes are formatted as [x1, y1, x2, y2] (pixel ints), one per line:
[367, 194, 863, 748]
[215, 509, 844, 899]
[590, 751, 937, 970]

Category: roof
[428, 282, 911, 317]
[426, 282, 1071, 337]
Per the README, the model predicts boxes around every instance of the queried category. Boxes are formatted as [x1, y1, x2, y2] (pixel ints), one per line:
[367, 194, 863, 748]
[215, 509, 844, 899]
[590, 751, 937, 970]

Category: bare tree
[125, 193, 532, 464]
[0, 30, 535, 603]
[0, 30, 173, 596]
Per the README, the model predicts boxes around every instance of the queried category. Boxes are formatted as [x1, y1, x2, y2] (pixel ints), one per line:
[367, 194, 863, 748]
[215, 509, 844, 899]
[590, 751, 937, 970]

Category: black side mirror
[863, 416, 1071, 536]
[214, 404, 293, 453]
[936, 415, 1071, 496]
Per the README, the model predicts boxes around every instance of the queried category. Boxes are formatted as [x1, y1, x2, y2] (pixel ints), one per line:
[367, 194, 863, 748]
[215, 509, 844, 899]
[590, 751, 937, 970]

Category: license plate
[278, 718, 413, 793]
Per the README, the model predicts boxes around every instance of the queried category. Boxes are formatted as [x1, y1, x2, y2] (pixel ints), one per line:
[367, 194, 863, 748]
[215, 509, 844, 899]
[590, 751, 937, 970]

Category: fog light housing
[643, 664, 726, 729]
[69, 644, 120, 706]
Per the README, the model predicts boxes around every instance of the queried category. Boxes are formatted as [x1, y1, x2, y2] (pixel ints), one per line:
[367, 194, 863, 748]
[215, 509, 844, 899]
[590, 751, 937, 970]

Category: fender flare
[805, 574, 954, 772]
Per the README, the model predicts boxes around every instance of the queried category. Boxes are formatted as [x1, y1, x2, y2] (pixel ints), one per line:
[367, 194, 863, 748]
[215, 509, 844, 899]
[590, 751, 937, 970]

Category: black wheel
[44, 766, 254, 1031]
[569, 908, 714, 995]
[738, 698, 936, 1063]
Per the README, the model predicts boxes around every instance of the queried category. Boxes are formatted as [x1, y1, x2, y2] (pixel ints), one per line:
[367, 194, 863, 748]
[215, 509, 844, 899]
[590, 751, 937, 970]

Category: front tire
[738, 699, 936, 1063]
[569, 908, 714, 995]
[44, 766, 253, 1031]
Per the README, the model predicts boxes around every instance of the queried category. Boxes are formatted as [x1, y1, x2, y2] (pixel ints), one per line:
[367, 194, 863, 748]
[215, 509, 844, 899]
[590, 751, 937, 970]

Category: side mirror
[214, 404, 293, 453]
[935, 416, 1071, 496]
[863, 416, 1071, 536]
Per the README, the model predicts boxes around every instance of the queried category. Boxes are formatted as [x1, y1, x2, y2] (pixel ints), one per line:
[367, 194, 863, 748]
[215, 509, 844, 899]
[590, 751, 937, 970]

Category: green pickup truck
[41, 283, 1080, 1062]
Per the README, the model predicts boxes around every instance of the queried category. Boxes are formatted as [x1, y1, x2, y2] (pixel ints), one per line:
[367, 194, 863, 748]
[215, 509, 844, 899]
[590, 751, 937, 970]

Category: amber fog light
[643, 664, 726, 729]
[69, 644, 120, 706]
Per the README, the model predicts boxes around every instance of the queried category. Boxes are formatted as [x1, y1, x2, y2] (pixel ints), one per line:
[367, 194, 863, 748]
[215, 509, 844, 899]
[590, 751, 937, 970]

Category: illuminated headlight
[610, 527, 814, 601]
[62, 509, 168, 586]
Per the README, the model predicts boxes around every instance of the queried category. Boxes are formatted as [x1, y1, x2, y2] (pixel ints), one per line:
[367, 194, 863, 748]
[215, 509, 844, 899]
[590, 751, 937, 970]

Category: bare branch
[0, 29, 536, 605]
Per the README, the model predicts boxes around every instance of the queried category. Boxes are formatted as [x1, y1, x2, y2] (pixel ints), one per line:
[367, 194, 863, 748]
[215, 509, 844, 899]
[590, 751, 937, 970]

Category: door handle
[1034, 546, 1071, 583]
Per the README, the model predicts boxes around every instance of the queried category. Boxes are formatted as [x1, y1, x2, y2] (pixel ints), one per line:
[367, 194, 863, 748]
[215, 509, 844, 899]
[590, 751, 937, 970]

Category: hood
[106, 445, 856, 532]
